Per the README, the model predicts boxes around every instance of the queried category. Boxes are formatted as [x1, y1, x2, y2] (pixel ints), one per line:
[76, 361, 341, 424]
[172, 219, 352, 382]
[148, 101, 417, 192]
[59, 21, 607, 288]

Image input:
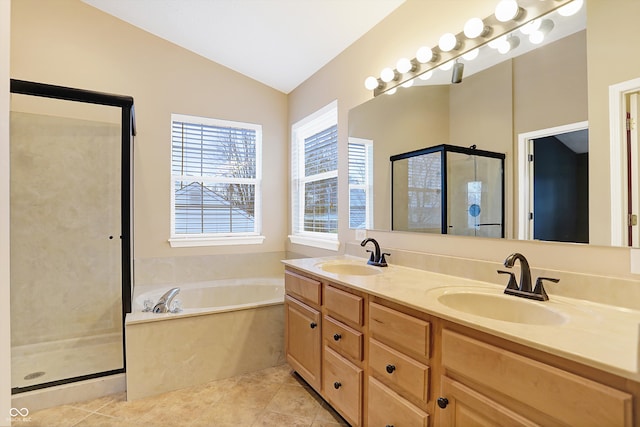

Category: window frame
[289, 101, 339, 251]
[169, 113, 264, 248]
[348, 137, 374, 230]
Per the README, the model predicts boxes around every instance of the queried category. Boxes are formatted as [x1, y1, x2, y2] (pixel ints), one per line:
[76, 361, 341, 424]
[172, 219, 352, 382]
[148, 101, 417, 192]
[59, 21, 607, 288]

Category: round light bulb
[495, 0, 520, 22]
[380, 67, 396, 83]
[364, 76, 379, 91]
[386, 87, 397, 96]
[464, 17, 485, 39]
[402, 79, 414, 88]
[488, 35, 506, 49]
[396, 58, 413, 74]
[558, 0, 583, 17]
[439, 61, 454, 71]
[439, 33, 458, 52]
[462, 48, 479, 61]
[498, 36, 520, 54]
[418, 70, 433, 81]
[520, 18, 541, 35]
[416, 46, 434, 63]
[529, 30, 545, 45]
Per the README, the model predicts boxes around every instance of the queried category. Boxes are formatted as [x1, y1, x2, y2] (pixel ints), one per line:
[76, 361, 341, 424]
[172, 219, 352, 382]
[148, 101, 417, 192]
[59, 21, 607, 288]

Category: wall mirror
[347, 4, 603, 244]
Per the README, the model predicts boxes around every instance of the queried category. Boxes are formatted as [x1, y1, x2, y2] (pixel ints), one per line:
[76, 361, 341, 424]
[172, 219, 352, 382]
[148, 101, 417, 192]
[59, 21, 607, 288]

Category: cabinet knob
[309, 322, 317, 329]
[333, 381, 341, 389]
[437, 397, 449, 409]
[386, 364, 396, 374]
[333, 333, 342, 341]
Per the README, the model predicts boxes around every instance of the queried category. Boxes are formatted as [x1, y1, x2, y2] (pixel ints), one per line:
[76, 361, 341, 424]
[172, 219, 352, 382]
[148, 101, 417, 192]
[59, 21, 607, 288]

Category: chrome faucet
[152, 287, 180, 313]
[499, 253, 558, 301]
[360, 238, 389, 267]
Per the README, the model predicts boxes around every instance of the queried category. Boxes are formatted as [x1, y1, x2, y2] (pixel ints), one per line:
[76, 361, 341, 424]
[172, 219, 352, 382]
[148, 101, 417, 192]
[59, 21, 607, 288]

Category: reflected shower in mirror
[391, 144, 505, 237]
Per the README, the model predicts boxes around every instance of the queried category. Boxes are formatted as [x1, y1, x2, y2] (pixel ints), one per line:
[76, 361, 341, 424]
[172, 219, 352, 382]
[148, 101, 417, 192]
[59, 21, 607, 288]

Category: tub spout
[153, 287, 180, 313]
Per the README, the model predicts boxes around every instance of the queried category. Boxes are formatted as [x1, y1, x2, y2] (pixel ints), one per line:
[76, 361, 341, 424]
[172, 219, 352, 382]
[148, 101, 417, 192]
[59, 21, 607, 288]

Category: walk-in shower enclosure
[9, 80, 134, 393]
[391, 144, 505, 238]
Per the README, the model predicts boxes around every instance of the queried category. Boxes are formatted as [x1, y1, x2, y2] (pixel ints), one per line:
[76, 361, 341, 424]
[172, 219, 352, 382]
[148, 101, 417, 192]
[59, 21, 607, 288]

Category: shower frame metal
[390, 144, 505, 237]
[9, 79, 135, 394]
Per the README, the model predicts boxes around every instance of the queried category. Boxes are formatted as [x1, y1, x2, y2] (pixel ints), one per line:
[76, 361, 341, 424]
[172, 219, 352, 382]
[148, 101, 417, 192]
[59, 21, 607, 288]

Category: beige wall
[288, 0, 636, 278]
[10, 0, 288, 262]
[1, 0, 11, 423]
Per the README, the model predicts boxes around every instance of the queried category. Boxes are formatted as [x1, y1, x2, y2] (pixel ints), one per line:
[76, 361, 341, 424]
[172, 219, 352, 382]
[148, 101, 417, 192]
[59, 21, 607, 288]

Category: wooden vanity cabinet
[284, 270, 322, 391]
[284, 267, 639, 427]
[436, 328, 635, 427]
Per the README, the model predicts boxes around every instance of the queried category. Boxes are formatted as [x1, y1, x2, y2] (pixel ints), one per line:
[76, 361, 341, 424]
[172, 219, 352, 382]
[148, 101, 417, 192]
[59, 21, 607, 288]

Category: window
[290, 101, 339, 250]
[348, 138, 373, 229]
[169, 114, 263, 247]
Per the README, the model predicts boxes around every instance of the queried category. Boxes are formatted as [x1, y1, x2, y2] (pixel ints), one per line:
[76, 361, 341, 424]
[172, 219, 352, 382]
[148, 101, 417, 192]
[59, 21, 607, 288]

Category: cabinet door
[285, 295, 321, 391]
[437, 376, 538, 427]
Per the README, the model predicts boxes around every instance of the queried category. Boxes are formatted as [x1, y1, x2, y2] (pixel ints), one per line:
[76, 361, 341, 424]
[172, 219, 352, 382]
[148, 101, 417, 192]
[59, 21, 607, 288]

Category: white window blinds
[170, 114, 262, 244]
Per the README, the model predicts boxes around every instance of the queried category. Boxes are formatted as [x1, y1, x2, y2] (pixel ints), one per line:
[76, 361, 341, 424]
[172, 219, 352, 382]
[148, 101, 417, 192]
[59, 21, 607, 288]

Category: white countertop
[282, 255, 640, 382]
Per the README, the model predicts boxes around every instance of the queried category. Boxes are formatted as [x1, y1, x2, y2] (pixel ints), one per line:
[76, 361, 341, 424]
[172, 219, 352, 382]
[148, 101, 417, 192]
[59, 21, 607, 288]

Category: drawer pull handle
[386, 364, 396, 374]
[333, 381, 341, 389]
[333, 333, 342, 341]
[437, 397, 449, 409]
[309, 322, 317, 329]
[385, 425, 394, 427]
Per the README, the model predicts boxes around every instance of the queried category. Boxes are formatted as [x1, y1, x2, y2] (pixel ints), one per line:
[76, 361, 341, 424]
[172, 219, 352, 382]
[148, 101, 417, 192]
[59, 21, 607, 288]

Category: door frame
[609, 77, 640, 246]
[517, 121, 588, 240]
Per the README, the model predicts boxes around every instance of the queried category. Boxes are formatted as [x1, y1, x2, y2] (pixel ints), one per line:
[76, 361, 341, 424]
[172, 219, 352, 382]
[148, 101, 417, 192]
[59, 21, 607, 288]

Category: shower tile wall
[10, 112, 122, 347]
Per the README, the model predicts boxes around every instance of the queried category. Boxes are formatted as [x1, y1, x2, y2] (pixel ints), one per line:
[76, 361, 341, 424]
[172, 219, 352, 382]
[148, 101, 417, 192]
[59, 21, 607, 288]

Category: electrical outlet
[355, 229, 366, 241]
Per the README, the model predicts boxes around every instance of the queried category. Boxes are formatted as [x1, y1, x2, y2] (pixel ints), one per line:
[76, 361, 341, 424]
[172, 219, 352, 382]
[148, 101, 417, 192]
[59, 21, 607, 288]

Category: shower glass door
[447, 152, 504, 238]
[10, 89, 128, 392]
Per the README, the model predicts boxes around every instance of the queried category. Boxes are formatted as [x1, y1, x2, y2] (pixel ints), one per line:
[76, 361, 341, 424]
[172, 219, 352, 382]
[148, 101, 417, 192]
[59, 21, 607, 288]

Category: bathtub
[125, 277, 286, 400]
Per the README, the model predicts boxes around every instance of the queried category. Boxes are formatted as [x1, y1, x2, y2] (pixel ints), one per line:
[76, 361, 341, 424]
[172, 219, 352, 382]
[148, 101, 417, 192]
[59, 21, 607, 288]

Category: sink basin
[436, 290, 567, 325]
[317, 261, 382, 276]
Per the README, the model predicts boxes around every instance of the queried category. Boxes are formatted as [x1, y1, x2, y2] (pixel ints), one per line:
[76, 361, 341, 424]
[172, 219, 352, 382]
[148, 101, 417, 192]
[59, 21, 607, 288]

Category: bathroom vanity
[283, 257, 640, 426]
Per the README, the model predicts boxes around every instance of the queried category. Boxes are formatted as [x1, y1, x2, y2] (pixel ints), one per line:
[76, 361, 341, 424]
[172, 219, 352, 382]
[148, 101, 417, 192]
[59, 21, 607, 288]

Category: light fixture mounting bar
[373, 0, 575, 97]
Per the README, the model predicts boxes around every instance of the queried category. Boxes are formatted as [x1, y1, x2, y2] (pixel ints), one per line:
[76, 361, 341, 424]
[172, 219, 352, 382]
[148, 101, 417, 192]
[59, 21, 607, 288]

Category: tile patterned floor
[23, 364, 349, 427]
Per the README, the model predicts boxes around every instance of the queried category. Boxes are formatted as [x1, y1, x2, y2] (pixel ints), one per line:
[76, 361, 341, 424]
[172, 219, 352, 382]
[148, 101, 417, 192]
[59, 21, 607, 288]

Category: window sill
[169, 235, 265, 248]
[288, 234, 340, 251]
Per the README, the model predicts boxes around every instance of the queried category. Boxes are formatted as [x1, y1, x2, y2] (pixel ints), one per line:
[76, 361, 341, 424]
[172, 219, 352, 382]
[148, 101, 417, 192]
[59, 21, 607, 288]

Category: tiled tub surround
[282, 255, 640, 382]
[126, 277, 286, 400]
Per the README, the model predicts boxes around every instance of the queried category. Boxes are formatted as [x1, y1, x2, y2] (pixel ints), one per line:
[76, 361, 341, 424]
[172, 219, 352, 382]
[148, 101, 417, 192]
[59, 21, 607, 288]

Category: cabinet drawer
[285, 270, 321, 306]
[323, 315, 363, 361]
[323, 346, 363, 426]
[368, 376, 428, 427]
[324, 285, 363, 326]
[442, 330, 633, 427]
[369, 302, 430, 359]
[369, 338, 429, 403]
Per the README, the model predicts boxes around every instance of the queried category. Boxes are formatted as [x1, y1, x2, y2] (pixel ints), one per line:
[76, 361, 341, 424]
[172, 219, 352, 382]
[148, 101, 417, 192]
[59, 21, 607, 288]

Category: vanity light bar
[367, 0, 577, 97]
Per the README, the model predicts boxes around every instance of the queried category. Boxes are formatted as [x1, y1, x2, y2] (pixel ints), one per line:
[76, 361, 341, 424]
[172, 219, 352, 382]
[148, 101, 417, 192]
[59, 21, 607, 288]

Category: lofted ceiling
[82, 0, 406, 94]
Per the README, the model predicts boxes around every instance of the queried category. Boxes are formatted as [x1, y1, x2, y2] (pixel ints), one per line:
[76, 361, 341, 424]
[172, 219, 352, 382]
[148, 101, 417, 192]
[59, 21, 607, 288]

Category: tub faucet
[360, 238, 389, 267]
[500, 253, 559, 301]
[153, 287, 180, 313]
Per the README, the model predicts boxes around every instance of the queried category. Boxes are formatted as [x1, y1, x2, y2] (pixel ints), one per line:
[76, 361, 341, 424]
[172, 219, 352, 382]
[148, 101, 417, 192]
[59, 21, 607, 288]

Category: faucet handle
[533, 277, 559, 301]
[497, 270, 518, 291]
[366, 249, 376, 264]
[378, 252, 390, 267]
